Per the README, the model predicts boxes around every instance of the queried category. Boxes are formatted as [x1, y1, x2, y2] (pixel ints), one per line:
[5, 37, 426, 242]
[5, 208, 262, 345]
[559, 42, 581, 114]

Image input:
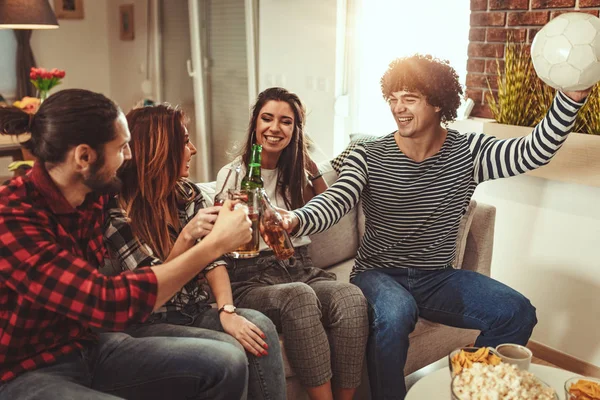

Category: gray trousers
[228, 246, 368, 388]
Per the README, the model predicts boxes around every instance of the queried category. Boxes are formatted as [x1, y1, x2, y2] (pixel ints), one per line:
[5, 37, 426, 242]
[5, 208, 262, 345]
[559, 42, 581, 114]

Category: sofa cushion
[330, 134, 379, 173]
[322, 258, 355, 282]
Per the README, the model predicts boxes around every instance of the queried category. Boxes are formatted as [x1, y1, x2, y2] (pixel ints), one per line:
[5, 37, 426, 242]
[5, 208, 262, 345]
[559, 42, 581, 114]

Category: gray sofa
[199, 161, 496, 400]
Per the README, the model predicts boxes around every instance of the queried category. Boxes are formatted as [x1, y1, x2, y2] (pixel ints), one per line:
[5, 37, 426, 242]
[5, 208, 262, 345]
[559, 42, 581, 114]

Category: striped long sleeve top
[293, 92, 584, 279]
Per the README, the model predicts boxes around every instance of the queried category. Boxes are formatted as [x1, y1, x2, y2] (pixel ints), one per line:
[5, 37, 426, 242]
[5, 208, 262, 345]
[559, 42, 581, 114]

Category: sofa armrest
[461, 202, 496, 277]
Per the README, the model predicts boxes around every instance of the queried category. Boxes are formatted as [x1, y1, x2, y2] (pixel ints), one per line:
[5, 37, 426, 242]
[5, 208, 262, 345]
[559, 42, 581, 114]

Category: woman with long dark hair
[104, 104, 286, 400]
[215, 87, 369, 400]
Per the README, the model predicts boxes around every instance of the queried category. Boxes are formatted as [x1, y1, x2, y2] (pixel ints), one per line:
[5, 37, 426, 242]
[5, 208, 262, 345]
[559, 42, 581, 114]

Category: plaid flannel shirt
[103, 179, 225, 314]
[0, 163, 158, 383]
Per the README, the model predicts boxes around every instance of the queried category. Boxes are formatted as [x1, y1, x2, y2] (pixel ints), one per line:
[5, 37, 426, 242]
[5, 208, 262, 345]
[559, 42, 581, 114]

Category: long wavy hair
[239, 87, 309, 209]
[119, 105, 189, 260]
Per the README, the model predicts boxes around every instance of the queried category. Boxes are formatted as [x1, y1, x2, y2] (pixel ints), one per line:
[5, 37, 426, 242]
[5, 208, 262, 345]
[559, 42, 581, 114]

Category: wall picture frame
[119, 4, 135, 41]
[53, 0, 84, 20]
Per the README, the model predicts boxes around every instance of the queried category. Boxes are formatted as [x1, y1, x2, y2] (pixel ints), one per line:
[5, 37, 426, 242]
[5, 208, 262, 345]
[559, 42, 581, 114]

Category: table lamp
[0, 0, 58, 30]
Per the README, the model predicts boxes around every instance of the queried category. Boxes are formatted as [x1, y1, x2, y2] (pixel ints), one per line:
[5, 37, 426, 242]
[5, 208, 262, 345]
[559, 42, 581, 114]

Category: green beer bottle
[241, 144, 264, 190]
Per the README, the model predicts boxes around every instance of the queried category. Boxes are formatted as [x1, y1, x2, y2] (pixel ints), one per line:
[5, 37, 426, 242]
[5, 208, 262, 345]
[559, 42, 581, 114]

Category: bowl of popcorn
[451, 362, 558, 400]
[565, 376, 600, 400]
[449, 347, 503, 377]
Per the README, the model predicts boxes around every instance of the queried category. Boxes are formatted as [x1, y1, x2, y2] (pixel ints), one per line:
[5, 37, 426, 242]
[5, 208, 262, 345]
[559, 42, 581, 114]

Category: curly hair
[380, 54, 463, 124]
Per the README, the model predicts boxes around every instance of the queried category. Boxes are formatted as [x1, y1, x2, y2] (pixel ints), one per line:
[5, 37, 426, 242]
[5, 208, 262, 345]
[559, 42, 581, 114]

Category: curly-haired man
[282, 54, 591, 399]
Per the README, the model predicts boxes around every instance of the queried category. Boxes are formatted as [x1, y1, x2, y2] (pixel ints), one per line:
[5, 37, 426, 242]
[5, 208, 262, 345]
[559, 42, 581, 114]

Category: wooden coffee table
[406, 364, 580, 399]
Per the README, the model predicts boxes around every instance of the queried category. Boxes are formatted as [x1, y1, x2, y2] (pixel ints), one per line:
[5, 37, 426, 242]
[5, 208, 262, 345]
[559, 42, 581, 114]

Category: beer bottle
[241, 144, 264, 190]
[259, 189, 294, 260]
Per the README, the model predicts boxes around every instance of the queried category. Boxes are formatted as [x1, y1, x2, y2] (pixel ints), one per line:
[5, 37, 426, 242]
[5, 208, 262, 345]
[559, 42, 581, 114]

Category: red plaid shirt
[0, 163, 158, 383]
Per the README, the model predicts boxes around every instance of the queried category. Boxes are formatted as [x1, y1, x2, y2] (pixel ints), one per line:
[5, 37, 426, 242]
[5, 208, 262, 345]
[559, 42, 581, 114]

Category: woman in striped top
[283, 54, 591, 400]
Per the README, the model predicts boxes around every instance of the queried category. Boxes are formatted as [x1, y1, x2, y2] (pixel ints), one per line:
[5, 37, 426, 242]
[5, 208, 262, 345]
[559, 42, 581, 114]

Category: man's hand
[220, 312, 268, 357]
[182, 206, 221, 241]
[563, 87, 593, 103]
[205, 200, 252, 254]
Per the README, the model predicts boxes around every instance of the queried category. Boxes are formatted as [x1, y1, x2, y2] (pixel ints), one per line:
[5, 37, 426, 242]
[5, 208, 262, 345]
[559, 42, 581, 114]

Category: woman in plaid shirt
[103, 105, 286, 400]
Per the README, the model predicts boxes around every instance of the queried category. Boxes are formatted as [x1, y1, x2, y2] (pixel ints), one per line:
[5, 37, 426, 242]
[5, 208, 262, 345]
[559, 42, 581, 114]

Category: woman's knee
[278, 282, 320, 312]
[330, 283, 367, 309]
[323, 283, 368, 321]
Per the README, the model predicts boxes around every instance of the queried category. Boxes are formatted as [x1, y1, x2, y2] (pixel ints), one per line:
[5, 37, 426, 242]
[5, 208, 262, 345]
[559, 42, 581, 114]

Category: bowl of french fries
[448, 346, 502, 377]
[565, 376, 600, 399]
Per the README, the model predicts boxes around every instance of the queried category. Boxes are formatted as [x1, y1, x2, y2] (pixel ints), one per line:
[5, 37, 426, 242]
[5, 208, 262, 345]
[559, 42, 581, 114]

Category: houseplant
[486, 40, 600, 135]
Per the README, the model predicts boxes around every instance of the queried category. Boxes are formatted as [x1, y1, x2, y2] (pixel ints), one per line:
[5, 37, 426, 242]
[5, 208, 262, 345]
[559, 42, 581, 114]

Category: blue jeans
[352, 267, 538, 400]
[0, 331, 247, 400]
[125, 306, 286, 400]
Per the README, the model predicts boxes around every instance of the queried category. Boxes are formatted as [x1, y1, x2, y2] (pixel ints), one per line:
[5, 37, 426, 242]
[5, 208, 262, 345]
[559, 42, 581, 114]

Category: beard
[85, 173, 123, 193]
[84, 157, 123, 194]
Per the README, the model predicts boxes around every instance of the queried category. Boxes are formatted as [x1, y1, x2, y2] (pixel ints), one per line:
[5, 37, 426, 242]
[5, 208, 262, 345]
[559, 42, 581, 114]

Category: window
[0, 30, 17, 100]
[350, 0, 470, 136]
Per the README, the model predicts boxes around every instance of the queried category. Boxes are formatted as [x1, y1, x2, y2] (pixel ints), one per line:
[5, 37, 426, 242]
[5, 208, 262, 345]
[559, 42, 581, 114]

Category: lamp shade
[0, 0, 58, 29]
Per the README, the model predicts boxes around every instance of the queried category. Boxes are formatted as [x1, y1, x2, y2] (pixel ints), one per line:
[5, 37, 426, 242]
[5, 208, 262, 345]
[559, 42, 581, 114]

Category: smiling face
[388, 90, 442, 139]
[179, 126, 197, 178]
[255, 100, 295, 159]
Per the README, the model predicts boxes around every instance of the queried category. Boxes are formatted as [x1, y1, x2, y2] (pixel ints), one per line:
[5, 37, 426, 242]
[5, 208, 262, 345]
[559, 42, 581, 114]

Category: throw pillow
[330, 134, 379, 174]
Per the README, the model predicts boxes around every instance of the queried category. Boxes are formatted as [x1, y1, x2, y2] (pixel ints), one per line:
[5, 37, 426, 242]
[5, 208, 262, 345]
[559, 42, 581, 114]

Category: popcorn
[452, 362, 557, 400]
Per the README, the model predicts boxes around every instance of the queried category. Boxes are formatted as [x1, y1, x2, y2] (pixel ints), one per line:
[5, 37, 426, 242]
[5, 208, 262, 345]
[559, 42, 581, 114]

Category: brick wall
[467, 0, 600, 118]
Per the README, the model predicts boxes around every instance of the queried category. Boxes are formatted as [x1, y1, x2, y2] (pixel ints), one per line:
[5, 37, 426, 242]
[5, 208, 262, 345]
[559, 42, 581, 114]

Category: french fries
[568, 379, 600, 400]
[450, 347, 502, 375]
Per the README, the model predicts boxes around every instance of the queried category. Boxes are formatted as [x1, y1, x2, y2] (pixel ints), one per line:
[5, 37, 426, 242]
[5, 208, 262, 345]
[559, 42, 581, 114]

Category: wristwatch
[218, 304, 237, 314]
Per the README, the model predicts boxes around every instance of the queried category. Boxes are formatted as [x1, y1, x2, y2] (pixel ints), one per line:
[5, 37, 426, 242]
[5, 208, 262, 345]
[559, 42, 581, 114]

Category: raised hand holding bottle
[259, 189, 294, 260]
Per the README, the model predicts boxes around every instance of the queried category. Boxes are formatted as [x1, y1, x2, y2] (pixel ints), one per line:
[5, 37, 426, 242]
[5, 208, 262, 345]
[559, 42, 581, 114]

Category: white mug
[495, 343, 532, 371]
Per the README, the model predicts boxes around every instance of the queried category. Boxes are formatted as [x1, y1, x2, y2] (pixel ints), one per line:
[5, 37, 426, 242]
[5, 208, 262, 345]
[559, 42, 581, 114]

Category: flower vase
[38, 90, 48, 103]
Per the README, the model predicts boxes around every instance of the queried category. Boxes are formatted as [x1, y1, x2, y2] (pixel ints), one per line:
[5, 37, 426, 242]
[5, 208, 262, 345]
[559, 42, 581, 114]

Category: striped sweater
[294, 92, 584, 278]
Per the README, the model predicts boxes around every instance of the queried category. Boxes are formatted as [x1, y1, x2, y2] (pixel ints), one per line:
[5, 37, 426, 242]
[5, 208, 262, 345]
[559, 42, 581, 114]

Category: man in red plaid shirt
[0, 89, 253, 400]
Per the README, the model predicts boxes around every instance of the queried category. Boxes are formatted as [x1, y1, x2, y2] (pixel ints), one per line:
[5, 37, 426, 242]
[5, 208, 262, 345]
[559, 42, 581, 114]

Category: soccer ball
[531, 12, 600, 91]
